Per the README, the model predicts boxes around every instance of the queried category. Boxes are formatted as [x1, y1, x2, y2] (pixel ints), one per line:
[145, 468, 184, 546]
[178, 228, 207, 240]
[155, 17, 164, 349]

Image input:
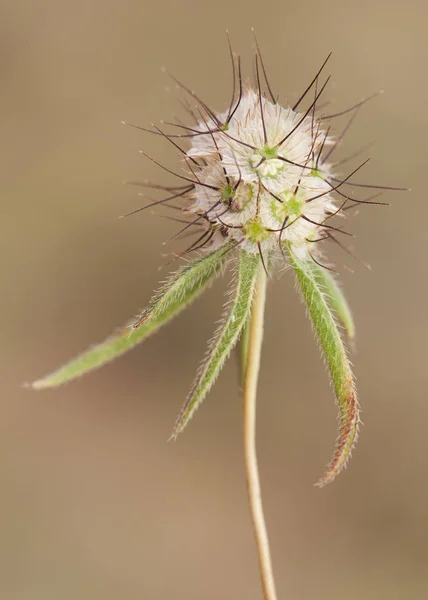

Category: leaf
[311, 262, 355, 340]
[29, 245, 230, 390]
[288, 249, 360, 486]
[172, 250, 261, 436]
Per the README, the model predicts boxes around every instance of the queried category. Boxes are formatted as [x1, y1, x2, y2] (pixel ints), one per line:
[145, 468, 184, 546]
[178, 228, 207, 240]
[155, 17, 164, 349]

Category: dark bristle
[308, 248, 337, 273]
[225, 31, 237, 123]
[255, 55, 268, 145]
[277, 76, 331, 149]
[301, 214, 354, 237]
[120, 186, 193, 218]
[257, 241, 269, 275]
[292, 53, 332, 111]
[328, 175, 409, 192]
[152, 124, 200, 166]
[326, 232, 371, 270]
[315, 125, 331, 170]
[167, 71, 220, 126]
[323, 91, 383, 120]
[306, 158, 371, 204]
[225, 55, 243, 125]
[139, 150, 220, 191]
[322, 106, 361, 164]
[252, 29, 276, 104]
[329, 141, 375, 170]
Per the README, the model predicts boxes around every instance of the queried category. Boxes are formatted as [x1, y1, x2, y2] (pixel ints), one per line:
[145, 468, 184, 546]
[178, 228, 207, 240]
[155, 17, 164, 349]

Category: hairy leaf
[289, 250, 360, 486]
[29, 245, 230, 390]
[312, 262, 355, 340]
[172, 250, 261, 436]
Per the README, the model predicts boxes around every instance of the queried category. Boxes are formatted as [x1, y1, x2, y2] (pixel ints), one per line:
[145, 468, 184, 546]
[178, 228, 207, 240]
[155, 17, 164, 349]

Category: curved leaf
[172, 250, 261, 436]
[288, 249, 360, 486]
[29, 245, 230, 390]
[312, 262, 355, 340]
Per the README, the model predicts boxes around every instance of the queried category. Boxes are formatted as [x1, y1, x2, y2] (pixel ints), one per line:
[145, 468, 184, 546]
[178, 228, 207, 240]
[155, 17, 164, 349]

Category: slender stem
[238, 317, 250, 385]
[242, 266, 278, 600]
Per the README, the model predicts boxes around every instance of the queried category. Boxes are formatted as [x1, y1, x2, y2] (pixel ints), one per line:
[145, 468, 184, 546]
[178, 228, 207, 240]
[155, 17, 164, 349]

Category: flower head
[186, 87, 337, 259]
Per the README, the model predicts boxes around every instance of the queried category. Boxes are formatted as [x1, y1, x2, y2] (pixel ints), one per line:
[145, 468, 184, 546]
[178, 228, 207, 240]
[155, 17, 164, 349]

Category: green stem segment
[242, 267, 278, 600]
[239, 318, 250, 385]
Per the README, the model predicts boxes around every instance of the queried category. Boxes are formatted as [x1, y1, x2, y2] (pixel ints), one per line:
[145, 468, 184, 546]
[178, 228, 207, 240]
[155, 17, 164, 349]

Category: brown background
[1, 1, 427, 598]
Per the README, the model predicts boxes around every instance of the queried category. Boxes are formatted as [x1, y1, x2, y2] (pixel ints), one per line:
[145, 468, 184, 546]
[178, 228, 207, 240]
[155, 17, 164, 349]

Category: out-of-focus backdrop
[1, 1, 426, 598]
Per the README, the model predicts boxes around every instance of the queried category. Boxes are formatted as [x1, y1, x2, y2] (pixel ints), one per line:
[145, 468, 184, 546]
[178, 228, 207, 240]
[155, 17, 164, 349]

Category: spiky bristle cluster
[125, 41, 395, 270]
[187, 86, 339, 260]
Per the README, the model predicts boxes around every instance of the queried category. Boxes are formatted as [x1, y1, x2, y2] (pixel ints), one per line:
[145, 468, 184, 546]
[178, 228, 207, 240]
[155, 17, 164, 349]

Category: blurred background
[1, 1, 427, 598]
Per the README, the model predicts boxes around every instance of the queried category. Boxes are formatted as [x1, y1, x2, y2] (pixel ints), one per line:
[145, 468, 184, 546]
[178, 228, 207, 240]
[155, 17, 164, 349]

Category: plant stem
[238, 318, 250, 386]
[242, 266, 278, 600]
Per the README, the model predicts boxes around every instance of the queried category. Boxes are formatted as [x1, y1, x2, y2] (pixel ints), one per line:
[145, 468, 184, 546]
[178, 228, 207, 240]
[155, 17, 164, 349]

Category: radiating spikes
[125, 46, 396, 285]
[139, 150, 219, 191]
[153, 212, 204, 227]
[179, 228, 214, 255]
[120, 186, 193, 218]
[163, 120, 217, 135]
[167, 70, 220, 126]
[306, 158, 371, 203]
[257, 242, 269, 275]
[326, 232, 372, 270]
[278, 215, 290, 246]
[167, 200, 223, 241]
[226, 55, 243, 124]
[329, 183, 390, 206]
[323, 91, 383, 119]
[152, 124, 200, 166]
[301, 214, 354, 237]
[123, 119, 208, 139]
[252, 28, 276, 104]
[292, 52, 332, 111]
[315, 125, 331, 170]
[323, 106, 361, 164]
[124, 180, 192, 191]
[328, 176, 409, 192]
[308, 248, 337, 273]
[225, 31, 237, 122]
[260, 182, 283, 204]
[310, 78, 319, 144]
[329, 141, 375, 169]
[277, 76, 331, 149]
[197, 108, 229, 183]
[176, 93, 199, 124]
[219, 127, 258, 151]
[275, 156, 313, 171]
[255, 55, 268, 145]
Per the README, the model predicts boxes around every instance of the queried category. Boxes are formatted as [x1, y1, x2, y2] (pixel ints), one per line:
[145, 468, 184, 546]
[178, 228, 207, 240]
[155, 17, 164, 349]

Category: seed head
[186, 87, 340, 259]
[127, 43, 392, 269]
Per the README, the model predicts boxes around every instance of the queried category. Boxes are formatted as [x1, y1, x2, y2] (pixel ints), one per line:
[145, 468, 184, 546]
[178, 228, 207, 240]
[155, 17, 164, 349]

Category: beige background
[1, 1, 427, 598]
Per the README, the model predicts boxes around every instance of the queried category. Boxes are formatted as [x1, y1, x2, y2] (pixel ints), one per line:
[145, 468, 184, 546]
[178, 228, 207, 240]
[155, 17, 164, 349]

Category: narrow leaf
[288, 249, 360, 486]
[172, 250, 261, 436]
[29, 245, 230, 390]
[312, 262, 355, 339]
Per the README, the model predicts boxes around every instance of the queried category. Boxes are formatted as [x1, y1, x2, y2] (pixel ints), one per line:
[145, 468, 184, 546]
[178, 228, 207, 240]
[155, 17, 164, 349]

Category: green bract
[30, 244, 231, 390]
[173, 250, 261, 436]
[287, 247, 359, 486]
[30, 241, 359, 485]
[311, 262, 355, 340]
